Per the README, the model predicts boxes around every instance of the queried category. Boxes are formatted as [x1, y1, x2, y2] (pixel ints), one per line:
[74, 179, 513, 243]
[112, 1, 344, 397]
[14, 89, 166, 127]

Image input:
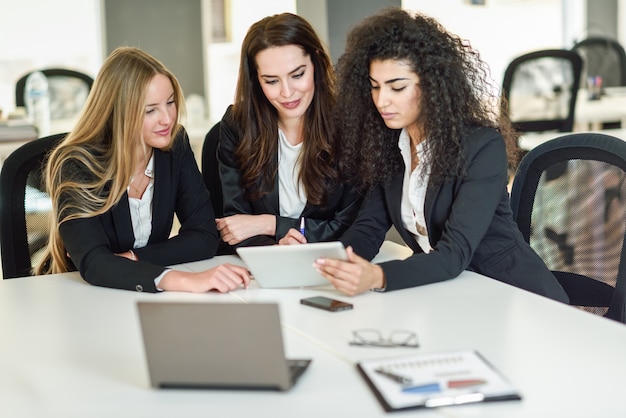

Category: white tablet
[236, 241, 348, 288]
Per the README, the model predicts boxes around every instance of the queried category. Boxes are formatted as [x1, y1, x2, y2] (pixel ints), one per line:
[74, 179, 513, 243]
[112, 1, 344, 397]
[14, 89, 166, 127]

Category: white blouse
[398, 128, 433, 254]
[127, 155, 167, 289]
[277, 129, 307, 218]
[128, 154, 155, 248]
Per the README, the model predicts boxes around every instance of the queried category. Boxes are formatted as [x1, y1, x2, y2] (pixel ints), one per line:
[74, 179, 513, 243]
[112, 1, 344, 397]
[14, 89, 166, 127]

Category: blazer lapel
[262, 175, 280, 214]
[388, 168, 404, 229]
[424, 181, 440, 231]
[150, 151, 165, 242]
[387, 163, 422, 252]
[111, 195, 135, 250]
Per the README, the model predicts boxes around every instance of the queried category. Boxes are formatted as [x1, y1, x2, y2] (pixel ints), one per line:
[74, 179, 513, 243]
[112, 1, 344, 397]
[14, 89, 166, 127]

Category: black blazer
[217, 106, 362, 247]
[341, 127, 569, 303]
[60, 130, 219, 292]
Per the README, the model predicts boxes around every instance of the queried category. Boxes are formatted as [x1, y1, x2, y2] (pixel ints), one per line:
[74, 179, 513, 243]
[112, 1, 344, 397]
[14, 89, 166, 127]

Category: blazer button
[135, 284, 144, 292]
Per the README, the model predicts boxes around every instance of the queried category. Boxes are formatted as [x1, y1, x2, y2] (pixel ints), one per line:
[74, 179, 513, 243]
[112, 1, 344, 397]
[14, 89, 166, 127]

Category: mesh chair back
[510, 133, 626, 323]
[502, 49, 583, 133]
[0, 133, 65, 278]
[15, 69, 94, 120]
[572, 37, 626, 88]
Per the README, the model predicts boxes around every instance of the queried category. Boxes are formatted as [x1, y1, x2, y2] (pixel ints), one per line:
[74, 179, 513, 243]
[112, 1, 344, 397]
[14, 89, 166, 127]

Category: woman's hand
[278, 228, 307, 245]
[314, 246, 384, 295]
[158, 263, 251, 293]
[216, 214, 276, 245]
[116, 250, 137, 261]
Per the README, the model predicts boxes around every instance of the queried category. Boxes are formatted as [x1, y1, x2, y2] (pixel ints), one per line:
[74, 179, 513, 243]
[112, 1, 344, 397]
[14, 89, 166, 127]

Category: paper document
[357, 349, 521, 412]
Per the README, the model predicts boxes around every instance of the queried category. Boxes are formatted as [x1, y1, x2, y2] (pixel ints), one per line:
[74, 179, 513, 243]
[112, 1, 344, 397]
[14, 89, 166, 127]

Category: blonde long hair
[35, 46, 186, 275]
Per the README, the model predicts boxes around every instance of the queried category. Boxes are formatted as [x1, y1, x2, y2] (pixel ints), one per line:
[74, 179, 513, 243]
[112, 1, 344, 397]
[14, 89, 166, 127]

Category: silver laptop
[137, 302, 311, 391]
[236, 241, 347, 288]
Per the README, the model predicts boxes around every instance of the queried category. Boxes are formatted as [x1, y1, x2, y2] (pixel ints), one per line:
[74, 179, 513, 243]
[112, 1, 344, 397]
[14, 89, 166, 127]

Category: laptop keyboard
[288, 359, 312, 383]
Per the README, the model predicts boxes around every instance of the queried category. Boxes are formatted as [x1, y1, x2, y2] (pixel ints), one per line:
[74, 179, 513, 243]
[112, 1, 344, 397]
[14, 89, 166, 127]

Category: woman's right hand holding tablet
[314, 246, 385, 296]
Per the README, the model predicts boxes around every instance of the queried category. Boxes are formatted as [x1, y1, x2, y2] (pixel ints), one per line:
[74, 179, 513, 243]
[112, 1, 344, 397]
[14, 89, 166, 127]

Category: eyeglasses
[349, 328, 419, 348]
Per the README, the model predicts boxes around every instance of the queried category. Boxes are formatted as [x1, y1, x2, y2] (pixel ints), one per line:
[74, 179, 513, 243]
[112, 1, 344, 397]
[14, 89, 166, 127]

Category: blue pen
[299, 217, 306, 236]
[402, 382, 441, 394]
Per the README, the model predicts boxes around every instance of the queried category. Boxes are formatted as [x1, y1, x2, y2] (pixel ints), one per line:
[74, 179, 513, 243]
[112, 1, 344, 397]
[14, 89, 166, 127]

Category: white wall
[402, 0, 571, 94]
[206, 0, 296, 122]
[0, 0, 600, 122]
[0, 0, 103, 115]
[0, 0, 296, 122]
[620, 0, 626, 46]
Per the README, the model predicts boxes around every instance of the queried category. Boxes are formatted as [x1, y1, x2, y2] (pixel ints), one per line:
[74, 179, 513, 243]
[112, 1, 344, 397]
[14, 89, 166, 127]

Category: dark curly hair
[336, 7, 517, 192]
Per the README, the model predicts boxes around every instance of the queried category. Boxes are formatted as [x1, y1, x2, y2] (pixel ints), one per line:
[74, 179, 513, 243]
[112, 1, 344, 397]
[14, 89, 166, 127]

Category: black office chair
[501, 49, 583, 134]
[201, 122, 234, 255]
[510, 132, 626, 323]
[572, 37, 626, 129]
[201, 122, 224, 218]
[15, 68, 94, 120]
[572, 36, 626, 88]
[0, 133, 66, 278]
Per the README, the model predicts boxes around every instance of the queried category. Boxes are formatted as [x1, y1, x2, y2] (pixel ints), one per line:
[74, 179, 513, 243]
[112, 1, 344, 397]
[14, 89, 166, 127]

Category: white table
[0, 117, 212, 168]
[575, 89, 626, 130]
[518, 128, 626, 151]
[0, 119, 75, 164]
[3, 242, 626, 417]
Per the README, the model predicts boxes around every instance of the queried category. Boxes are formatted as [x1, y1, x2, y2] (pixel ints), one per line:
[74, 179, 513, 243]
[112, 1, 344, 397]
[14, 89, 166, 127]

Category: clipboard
[356, 349, 521, 412]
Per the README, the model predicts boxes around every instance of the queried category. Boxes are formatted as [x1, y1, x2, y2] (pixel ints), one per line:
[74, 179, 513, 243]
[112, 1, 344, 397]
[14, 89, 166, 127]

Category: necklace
[129, 172, 148, 195]
[129, 150, 153, 197]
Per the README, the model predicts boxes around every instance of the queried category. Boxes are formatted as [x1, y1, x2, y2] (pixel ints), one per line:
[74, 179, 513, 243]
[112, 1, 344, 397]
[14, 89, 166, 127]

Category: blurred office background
[0, 0, 624, 124]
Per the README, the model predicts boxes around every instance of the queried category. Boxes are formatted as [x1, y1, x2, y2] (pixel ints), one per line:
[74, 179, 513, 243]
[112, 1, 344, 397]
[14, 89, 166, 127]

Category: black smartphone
[300, 296, 353, 312]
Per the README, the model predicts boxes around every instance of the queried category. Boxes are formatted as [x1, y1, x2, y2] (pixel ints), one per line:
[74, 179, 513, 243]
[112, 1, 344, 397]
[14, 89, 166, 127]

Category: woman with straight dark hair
[214, 12, 361, 248]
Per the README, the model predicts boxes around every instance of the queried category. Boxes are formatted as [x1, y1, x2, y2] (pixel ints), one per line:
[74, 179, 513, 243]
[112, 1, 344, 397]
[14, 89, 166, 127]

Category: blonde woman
[35, 47, 250, 293]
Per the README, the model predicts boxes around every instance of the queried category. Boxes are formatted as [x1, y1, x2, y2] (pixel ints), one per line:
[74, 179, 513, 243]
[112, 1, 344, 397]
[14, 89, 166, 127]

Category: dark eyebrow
[260, 64, 306, 79]
[369, 75, 411, 84]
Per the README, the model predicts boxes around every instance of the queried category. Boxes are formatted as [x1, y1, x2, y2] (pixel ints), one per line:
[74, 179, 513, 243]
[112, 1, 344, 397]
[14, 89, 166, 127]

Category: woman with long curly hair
[316, 8, 568, 302]
[215, 13, 361, 249]
[35, 46, 250, 293]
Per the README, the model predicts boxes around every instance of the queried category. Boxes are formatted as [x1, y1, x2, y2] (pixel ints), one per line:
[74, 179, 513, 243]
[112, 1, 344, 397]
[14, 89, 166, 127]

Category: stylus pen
[299, 217, 306, 237]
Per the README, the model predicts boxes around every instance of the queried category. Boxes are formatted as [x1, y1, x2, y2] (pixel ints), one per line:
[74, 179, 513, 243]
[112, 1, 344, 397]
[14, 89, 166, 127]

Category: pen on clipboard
[374, 368, 413, 385]
[299, 217, 306, 237]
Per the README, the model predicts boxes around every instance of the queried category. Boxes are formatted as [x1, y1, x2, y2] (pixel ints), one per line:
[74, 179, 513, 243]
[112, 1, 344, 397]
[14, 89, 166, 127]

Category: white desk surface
[511, 89, 626, 151]
[576, 90, 626, 130]
[2, 242, 626, 417]
[0, 118, 212, 167]
[518, 128, 626, 151]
